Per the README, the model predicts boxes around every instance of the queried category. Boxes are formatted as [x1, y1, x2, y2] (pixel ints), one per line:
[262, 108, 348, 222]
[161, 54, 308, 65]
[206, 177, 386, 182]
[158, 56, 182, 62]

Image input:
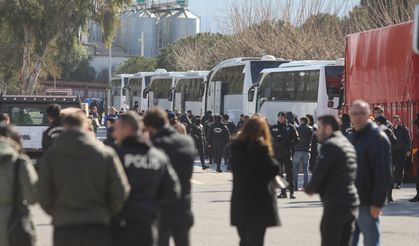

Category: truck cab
[0, 95, 81, 166]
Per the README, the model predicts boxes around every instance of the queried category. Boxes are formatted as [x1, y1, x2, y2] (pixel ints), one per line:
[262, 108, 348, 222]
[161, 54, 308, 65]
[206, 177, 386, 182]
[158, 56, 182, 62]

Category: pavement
[32, 162, 419, 246]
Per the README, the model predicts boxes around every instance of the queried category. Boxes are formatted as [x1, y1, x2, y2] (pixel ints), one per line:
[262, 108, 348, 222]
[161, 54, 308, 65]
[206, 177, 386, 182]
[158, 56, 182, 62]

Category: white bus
[248, 60, 344, 124]
[147, 71, 185, 111]
[205, 55, 288, 123]
[128, 71, 160, 111]
[173, 71, 209, 115]
[111, 74, 133, 110]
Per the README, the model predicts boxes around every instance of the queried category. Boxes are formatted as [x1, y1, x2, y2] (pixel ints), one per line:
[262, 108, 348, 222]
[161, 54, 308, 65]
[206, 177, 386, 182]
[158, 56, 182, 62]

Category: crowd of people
[0, 99, 418, 246]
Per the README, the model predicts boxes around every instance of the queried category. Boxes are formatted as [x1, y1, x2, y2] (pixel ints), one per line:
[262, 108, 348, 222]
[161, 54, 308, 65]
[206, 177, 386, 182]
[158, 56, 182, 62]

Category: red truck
[344, 21, 419, 179]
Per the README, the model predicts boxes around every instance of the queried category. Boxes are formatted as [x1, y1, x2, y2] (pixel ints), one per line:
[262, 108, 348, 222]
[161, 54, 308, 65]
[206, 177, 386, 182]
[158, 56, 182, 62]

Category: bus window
[257, 70, 320, 110]
[129, 78, 142, 96]
[111, 79, 121, 96]
[150, 79, 172, 99]
[325, 66, 344, 97]
[250, 61, 284, 83]
[176, 78, 204, 101]
[212, 65, 245, 95]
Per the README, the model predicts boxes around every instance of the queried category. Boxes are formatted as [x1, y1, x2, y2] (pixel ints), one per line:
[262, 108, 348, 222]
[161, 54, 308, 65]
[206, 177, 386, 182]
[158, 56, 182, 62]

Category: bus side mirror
[122, 87, 127, 96]
[200, 84, 205, 97]
[142, 88, 148, 99]
[248, 87, 255, 102]
[413, 5, 419, 54]
[168, 90, 173, 101]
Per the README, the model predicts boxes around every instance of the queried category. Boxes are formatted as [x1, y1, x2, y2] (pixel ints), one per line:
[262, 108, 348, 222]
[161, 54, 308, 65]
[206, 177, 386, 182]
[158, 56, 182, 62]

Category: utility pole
[140, 32, 144, 57]
[107, 44, 112, 108]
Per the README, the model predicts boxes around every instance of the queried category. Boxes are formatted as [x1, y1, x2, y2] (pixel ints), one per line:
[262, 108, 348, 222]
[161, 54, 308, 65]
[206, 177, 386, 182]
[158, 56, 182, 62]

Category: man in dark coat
[207, 115, 230, 172]
[349, 100, 391, 246]
[271, 112, 299, 199]
[392, 115, 412, 188]
[292, 116, 313, 190]
[191, 116, 209, 170]
[204, 115, 214, 164]
[42, 104, 65, 151]
[305, 115, 359, 246]
[144, 107, 196, 246]
[223, 114, 237, 170]
[111, 112, 180, 246]
[306, 114, 319, 172]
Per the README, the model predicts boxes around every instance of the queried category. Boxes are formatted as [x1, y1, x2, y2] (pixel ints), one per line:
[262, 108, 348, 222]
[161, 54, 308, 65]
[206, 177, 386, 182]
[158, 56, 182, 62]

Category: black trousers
[320, 206, 357, 246]
[54, 224, 111, 246]
[206, 143, 213, 164]
[309, 152, 318, 172]
[236, 225, 266, 246]
[196, 143, 205, 166]
[276, 156, 294, 193]
[213, 146, 225, 170]
[112, 220, 156, 246]
[158, 227, 190, 246]
[416, 152, 419, 194]
[393, 149, 406, 185]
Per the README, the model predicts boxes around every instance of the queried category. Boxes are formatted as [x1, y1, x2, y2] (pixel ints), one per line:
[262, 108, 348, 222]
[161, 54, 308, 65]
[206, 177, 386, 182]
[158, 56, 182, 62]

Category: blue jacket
[349, 122, 392, 207]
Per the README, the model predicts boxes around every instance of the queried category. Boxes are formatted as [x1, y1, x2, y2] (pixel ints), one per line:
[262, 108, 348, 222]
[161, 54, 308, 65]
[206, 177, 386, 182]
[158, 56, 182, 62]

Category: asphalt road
[33, 163, 419, 246]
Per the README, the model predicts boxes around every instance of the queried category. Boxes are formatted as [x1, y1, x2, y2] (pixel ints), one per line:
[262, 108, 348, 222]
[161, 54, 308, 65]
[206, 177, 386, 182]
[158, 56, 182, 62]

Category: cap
[167, 111, 176, 120]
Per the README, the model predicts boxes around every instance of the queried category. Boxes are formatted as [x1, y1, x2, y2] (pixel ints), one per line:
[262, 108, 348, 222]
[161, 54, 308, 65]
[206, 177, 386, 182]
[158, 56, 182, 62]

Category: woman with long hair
[230, 116, 280, 246]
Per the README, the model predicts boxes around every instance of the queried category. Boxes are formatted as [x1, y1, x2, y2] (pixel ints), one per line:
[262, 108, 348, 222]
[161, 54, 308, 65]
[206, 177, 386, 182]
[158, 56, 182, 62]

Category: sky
[188, 0, 362, 33]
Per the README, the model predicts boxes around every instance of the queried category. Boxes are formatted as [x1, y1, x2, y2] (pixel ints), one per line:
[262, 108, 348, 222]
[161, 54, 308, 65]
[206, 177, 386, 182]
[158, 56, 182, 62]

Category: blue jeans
[352, 205, 380, 246]
[292, 151, 310, 189]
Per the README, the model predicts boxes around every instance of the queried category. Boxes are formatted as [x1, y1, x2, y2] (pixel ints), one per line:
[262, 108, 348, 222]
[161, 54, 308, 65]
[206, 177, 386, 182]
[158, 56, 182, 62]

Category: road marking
[191, 179, 204, 185]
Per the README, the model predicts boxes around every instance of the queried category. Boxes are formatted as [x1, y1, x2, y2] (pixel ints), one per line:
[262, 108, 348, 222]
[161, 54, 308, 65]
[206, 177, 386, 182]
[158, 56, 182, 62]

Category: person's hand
[370, 206, 382, 218]
[406, 151, 411, 157]
[208, 145, 212, 148]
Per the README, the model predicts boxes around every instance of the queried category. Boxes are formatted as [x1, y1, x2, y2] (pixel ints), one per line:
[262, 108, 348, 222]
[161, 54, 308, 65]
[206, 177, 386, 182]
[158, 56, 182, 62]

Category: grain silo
[156, 10, 174, 50]
[127, 9, 157, 57]
[168, 8, 200, 44]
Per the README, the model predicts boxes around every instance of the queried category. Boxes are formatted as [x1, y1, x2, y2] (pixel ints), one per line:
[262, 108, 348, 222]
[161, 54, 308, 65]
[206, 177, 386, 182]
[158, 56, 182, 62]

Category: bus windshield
[250, 61, 284, 83]
[129, 78, 142, 96]
[175, 78, 204, 102]
[257, 70, 320, 110]
[150, 78, 172, 99]
[111, 79, 122, 96]
[211, 65, 245, 95]
[325, 66, 344, 97]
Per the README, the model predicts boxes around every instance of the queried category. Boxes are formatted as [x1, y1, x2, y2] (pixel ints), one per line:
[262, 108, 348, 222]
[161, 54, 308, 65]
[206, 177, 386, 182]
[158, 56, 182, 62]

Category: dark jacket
[305, 131, 359, 207]
[294, 123, 313, 152]
[39, 130, 130, 226]
[179, 115, 192, 134]
[270, 122, 299, 159]
[223, 121, 237, 137]
[42, 119, 64, 151]
[349, 122, 392, 208]
[230, 140, 280, 227]
[150, 127, 196, 228]
[379, 125, 397, 147]
[207, 122, 230, 148]
[393, 124, 411, 152]
[116, 136, 180, 223]
[310, 124, 319, 157]
[190, 124, 205, 150]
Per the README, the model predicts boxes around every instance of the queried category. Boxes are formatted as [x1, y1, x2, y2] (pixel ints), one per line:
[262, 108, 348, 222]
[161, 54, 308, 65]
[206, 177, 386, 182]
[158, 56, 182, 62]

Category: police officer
[179, 113, 192, 134]
[112, 112, 180, 246]
[271, 112, 299, 199]
[42, 104, 65, 151]
[392, 115, 412, 189]
[204, 115, 215, 165]
[208, 115, 230, 173]
[222, 114, 237, 170]
[191, 116, 209, 170]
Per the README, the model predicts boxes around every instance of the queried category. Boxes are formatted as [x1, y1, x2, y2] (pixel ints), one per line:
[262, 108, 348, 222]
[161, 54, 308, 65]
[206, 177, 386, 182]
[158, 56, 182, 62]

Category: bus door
[174, 91, 183, 113]
[214, 81, 222, 115]
[148, 91, 155, 108]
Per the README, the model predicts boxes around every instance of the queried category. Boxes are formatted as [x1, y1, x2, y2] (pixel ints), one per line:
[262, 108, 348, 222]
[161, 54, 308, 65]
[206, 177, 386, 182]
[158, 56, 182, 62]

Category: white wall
[90, 56, 129, 74]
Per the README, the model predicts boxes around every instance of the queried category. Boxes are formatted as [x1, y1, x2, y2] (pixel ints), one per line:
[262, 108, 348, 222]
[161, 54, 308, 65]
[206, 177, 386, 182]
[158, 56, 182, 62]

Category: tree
[115, 56, 157, 75]
[0, 0, 129, 94]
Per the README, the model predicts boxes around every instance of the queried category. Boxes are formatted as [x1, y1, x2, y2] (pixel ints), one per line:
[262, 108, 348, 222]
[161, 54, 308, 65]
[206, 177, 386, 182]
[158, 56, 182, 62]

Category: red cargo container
[345, 22, 419, 179]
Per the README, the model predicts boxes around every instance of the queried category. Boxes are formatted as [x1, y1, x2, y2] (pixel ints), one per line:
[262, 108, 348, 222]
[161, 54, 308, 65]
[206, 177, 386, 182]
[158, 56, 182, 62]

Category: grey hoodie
[0, 140, 38, 246]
